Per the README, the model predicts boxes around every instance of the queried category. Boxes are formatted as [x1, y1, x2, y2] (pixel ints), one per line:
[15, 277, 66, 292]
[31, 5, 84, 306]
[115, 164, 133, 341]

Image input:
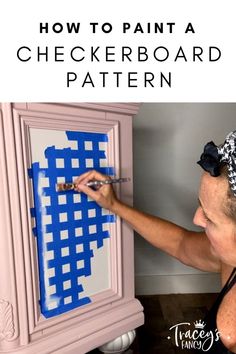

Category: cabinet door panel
[29, 128, 115, 318]
[12, 109, 123, 333]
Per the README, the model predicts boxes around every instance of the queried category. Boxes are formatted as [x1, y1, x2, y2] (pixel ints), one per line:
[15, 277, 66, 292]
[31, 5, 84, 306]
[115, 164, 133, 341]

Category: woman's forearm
[111, 200, 186, 259]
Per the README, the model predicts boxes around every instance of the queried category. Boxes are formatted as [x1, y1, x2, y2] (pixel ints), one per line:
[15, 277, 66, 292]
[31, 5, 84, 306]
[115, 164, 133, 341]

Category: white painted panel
[29, 127, 111, 316]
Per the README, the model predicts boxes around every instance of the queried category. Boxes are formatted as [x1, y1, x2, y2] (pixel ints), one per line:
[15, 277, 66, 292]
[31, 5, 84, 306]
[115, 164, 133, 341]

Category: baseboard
[135, 273, 221, 295]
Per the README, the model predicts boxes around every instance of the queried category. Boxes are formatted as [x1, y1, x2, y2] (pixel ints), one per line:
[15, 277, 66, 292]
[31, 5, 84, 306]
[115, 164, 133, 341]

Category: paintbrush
[56, 177, 131, 192]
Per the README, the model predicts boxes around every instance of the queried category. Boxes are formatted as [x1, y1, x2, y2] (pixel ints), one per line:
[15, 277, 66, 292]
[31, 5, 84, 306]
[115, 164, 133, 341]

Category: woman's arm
[75, 170, 221, 272]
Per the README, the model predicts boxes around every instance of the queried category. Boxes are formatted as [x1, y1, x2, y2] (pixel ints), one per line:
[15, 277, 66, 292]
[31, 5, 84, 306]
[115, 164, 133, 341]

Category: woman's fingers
[77, 181, 113, 209]
[75, 170, 110, 186]
[74, 170, 115, 210]
[77, 184, 100, 201]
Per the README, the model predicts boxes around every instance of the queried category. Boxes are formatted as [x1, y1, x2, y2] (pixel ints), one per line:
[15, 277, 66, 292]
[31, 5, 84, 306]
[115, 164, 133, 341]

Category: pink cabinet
[0, 103, 144, 354]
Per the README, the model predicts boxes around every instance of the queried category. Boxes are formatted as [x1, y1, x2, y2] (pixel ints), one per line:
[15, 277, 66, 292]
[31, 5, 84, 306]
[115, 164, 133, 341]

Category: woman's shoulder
[217, 263, 236, 352]
[220, 263, 235, 285]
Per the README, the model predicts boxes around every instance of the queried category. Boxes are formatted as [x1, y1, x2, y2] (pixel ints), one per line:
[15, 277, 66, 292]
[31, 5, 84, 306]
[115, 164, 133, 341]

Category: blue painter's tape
[30, 208, 36, 218]
[29, 131, 116, 318]
[28, 168, 33, 178]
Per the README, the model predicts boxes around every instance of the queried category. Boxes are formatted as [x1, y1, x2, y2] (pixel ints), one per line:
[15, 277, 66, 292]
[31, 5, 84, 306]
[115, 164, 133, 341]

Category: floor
[88, 293, 218, 354]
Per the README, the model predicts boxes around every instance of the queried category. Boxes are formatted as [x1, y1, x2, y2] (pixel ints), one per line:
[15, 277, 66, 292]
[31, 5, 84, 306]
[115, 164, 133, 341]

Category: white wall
[133, 103, 236, 294]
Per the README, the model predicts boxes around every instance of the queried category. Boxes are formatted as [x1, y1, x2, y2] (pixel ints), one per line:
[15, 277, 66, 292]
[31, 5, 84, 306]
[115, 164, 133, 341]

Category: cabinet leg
[98, 330, 136, 354]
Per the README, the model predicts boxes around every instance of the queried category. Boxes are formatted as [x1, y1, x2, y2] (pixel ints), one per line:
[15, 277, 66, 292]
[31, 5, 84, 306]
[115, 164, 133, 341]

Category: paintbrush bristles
[57, 183, 76, 191]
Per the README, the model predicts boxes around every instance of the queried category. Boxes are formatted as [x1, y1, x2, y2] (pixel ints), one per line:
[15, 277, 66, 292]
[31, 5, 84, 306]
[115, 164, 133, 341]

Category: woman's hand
[74, 170, 118, 211]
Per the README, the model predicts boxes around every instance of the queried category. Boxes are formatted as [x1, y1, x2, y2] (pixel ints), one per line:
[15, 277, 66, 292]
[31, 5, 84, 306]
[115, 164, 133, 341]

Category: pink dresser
[0, 103, 144, 354]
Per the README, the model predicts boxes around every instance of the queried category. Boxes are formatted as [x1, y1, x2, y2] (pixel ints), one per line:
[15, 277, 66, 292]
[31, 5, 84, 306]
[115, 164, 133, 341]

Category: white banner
[0, 0, 235, 101]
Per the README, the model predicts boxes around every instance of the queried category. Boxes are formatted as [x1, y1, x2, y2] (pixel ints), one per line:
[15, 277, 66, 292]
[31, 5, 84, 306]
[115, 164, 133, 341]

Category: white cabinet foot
[98, 330, 136, 354]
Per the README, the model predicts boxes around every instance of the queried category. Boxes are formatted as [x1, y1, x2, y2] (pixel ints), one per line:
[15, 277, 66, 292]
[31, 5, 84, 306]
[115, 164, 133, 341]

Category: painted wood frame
[0, 103, 143, 354]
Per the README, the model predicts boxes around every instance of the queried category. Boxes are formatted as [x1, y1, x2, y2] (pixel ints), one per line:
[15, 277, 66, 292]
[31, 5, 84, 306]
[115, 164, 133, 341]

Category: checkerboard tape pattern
[29, 131, 115, 318]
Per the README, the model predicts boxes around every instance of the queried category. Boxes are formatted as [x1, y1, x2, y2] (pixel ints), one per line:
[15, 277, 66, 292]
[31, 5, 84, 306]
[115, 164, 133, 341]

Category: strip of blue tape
[29, 131, 115, 318]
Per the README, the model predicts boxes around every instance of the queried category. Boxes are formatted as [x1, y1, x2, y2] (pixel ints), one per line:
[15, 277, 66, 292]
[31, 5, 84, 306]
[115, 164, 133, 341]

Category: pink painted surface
[0, 103, 144, 354]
